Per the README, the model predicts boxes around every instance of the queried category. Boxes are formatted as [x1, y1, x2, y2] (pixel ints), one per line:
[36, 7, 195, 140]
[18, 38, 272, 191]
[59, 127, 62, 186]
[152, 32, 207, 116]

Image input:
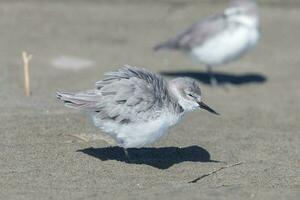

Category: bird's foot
[123, 148, 133, 163]
[210, 77, 218, 87]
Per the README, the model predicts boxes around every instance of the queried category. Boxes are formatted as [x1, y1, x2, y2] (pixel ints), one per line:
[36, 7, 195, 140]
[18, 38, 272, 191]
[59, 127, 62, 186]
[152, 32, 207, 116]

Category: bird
[154, 0, 260, 85]
[57, 65, 219, 155]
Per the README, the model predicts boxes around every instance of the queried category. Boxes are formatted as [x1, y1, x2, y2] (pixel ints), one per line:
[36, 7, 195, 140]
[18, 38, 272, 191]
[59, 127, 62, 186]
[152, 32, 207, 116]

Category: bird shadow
[161, 70, 267, 85]
[77, 145, 218, 169]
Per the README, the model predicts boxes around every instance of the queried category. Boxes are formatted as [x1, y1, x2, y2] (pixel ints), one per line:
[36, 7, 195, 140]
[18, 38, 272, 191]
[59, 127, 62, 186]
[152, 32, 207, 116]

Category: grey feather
[154, 14, 228, 51]
[57, 65, 180, 123]
[56, 91, 101, 110]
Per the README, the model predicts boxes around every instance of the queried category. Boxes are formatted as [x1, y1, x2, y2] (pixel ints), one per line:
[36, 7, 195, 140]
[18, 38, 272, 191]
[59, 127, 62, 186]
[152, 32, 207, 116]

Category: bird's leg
[124, 148, 130, 160]
[207, 65, 218, 86]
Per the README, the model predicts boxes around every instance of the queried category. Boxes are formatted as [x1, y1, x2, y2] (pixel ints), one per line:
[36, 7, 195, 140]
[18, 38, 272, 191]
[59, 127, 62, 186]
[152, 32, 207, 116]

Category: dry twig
[188, 161, 244, 183]
[22, 51, 32, 96]
[66, 134, 89, 142]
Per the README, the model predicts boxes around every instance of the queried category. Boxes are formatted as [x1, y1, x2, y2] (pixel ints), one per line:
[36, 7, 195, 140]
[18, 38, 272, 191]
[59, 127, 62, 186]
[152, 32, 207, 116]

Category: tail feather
[56, 91, 98, 110]
[153, 40, 178, 51]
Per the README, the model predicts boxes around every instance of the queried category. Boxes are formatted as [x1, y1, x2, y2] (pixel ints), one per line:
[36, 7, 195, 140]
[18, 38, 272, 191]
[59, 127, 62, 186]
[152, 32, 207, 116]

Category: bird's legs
[207, 65, 218, 86]
[123, 148, 130, 160]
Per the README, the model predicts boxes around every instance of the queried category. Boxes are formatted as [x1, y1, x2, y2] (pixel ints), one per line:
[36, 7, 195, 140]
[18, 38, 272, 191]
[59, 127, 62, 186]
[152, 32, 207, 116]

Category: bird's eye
[188, 93, 194, 97]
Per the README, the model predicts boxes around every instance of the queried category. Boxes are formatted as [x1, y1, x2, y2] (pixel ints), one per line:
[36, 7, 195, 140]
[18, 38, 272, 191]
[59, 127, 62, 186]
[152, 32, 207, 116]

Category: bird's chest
[118, 113, 182, 148]
[139, 113, 181, 139]
[225, 24, 259, 49]
[191, 25, 259, 66]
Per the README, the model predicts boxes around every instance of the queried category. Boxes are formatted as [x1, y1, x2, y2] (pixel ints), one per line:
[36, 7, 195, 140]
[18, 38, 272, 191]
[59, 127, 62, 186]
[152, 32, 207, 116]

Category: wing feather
[57, 65, 170, 123]
[154, 14, 228, 51]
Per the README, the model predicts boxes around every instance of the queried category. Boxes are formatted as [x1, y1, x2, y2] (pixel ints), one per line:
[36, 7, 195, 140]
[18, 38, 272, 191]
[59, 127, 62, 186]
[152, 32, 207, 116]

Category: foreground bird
[57, 66, 218, 150]
[154, 0, 260, 85]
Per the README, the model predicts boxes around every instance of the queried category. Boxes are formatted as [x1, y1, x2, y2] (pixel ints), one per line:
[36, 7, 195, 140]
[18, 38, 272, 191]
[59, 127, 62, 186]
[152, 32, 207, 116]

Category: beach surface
[0, 0, 299, 199]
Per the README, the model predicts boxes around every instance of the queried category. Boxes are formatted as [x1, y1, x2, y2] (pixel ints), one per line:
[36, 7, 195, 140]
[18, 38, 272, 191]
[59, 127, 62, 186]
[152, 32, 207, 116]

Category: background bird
[57, 65, 218, 155]
[154, 0, 260, 85]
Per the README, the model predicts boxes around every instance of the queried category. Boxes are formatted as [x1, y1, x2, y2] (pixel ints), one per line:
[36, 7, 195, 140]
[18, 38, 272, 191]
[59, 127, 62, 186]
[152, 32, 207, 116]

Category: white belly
[93, 113, 182, 148]
[190, 25, 259, 66]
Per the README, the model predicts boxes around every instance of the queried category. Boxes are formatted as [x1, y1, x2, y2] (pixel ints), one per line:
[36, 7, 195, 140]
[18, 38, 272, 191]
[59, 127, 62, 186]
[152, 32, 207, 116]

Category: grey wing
[57, 65, 168, 123]
[154, 14, 228, 51]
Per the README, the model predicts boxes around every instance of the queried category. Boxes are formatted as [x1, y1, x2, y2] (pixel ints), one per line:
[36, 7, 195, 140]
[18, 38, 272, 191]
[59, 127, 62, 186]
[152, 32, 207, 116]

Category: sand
[0, 0, 299, 199]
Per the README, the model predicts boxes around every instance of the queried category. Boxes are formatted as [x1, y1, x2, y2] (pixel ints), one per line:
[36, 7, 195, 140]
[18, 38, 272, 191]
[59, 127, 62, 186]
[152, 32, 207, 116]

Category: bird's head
[225, 0, 259, 27]
[169, 77, 219, 115]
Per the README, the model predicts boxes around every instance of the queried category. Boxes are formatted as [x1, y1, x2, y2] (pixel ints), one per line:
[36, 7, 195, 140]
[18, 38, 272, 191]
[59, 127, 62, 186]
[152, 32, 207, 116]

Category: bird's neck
[228, 14, 259, 28]
[166, 87, 184, 114]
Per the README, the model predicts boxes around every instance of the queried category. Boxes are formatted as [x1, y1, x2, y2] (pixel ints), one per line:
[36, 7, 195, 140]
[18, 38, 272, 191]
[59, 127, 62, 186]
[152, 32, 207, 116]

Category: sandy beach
[0, 0, 299, 199]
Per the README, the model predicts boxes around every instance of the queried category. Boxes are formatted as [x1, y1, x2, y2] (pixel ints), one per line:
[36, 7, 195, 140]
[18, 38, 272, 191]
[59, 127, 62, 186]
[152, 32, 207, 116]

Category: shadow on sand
[161, 70, 267, 85]
[78, 145, 218, 169]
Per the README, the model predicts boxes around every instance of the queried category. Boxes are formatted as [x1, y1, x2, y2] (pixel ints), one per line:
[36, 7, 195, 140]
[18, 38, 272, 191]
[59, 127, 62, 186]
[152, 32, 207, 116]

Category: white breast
[93, 112, 183, 148]
[190, 24, 259, 66]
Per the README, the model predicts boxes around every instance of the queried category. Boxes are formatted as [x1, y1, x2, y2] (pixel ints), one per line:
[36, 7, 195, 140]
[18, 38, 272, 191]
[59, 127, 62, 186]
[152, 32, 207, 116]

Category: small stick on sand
[22, 51, 32, 96]
[188, 161, 244, 183]
[66, 134, 89, 142]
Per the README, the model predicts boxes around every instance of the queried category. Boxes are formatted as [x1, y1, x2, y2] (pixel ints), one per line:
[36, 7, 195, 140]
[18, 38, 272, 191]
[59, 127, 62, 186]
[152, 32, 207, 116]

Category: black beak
[198, 101, 220, 115]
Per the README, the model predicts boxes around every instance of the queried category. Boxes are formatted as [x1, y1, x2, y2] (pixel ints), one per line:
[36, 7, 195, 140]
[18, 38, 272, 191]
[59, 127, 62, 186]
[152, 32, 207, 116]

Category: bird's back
[57, 65, 180, 124]
[154, 14, 228, 51]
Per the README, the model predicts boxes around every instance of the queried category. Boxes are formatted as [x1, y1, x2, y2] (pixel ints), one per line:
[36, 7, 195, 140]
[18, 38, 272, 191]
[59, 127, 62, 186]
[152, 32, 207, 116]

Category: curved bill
[198, 101, 220, 115]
